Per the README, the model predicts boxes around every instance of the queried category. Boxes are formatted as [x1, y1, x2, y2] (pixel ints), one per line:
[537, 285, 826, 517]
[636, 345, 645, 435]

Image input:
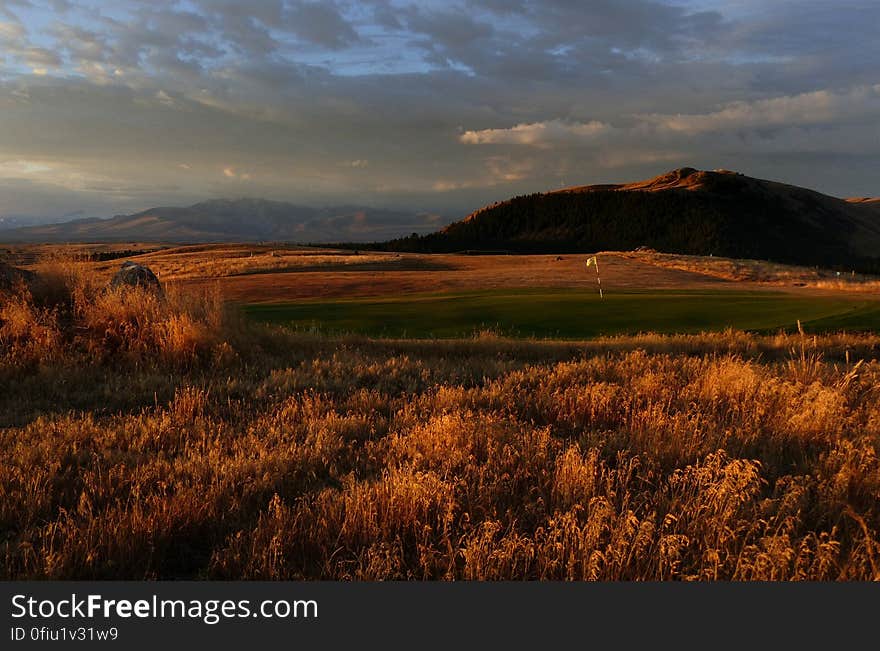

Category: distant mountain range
[5, 170, 880, 273]
[0, 199, 443, 243]
[0, 215, 53, 231]
[381, 168, 880, 273]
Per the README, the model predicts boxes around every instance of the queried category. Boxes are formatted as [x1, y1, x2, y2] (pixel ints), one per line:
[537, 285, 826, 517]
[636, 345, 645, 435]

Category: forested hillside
[381, 168, 880, 272]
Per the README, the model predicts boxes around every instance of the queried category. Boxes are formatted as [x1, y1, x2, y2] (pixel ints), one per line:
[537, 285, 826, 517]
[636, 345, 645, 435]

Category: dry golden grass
[627, 250, 880, 292]
[14, 243, 878, 306]
[0, 250, 880, 580]
[2, 263, 879, 580]
[170, 249, 734, 304]
[0, 256, 232, 368]
[91, 245, 404, 281]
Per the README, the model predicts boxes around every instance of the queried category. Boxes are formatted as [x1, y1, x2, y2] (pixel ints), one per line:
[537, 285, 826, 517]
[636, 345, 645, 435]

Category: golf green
[243, 289, 880, 339]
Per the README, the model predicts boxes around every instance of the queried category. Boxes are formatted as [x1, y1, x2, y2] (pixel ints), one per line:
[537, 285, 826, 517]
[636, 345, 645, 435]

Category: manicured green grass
[243, 289, 880, 339]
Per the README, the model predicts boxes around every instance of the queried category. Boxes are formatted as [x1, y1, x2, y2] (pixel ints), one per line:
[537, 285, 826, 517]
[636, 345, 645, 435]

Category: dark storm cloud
[286, 1, 363, 49]
[0, 0, 877, 223]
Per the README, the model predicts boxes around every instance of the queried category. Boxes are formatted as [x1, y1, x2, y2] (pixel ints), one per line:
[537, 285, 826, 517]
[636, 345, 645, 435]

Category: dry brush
[1, 267, 879, 580]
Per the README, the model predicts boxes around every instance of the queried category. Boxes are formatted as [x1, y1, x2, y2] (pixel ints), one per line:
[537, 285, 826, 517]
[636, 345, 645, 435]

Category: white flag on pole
[585, 256, 603, 298]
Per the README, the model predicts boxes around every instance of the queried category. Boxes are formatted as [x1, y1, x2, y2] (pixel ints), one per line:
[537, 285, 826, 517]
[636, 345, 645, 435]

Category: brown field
[1, 246, 879, 580]
[625, 250, 880, 292]
[7, 242, 879, 303]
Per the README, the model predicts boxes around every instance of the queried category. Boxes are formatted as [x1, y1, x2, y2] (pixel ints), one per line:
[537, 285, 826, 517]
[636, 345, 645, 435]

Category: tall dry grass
[627, 250, 880, 291]
[0, 256, 231, 368]
[2, 271, 879, 580]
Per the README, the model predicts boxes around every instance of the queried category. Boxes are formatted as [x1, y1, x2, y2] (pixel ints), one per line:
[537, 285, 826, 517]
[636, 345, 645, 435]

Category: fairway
[243, 289, 880, 339]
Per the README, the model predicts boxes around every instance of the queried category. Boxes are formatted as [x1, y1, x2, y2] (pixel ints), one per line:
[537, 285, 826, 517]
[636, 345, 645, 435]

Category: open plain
[1, 244, 879, 579]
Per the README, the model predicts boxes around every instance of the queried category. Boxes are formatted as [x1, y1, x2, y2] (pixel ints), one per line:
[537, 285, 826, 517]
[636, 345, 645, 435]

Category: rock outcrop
[109, 261, 162, 294]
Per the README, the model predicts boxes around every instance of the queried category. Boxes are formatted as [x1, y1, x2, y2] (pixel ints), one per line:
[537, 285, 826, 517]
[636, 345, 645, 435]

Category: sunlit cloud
[0, 158, 54, 176]
[641, 85, 880, 135]
[431, 180, 470, 192]
[222, 167, 252, 181]
[460, 120, 611, 147]
[0, 0, 878, 221]
[0, 21, 25, 42]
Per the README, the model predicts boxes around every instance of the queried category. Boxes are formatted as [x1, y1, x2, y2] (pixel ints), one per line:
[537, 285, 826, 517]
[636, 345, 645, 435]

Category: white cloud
[430, 156, 536, 192]
[0, 20, 24, 42]
[460, 85, 880, 153]
[432, 180, 470, 192]
[222, 167, 252, 180]
[2, 1, 880, 213]
[460, 119, 611, 147]
[156, 90, 176, 107]
[0, 158, 54, 176]
[642, 85, 880, 134]
[485, 156, 533, 183]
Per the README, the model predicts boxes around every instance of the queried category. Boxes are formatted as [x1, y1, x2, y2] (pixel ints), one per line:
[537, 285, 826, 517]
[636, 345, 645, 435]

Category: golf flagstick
[586, 256, 603, 298]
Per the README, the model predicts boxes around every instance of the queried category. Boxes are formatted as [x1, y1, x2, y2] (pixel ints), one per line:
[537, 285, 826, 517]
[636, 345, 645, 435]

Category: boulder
[109, 261, 162, 294]
[0, 262, 36, 292]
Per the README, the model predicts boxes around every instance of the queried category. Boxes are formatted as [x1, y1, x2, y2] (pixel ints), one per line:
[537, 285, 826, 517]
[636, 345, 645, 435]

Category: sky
[0, 0, 878, 222]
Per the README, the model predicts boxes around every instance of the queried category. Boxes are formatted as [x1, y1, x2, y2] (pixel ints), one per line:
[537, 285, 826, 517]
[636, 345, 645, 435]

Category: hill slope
[1, 199, 440, 244]
[384, 168, 880, 272]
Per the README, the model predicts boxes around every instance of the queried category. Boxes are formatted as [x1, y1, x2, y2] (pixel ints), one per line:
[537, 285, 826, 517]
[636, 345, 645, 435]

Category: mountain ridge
[0, 198, 442, 243]
[4, 170, 880, 274]
[385, 167, 880, 273]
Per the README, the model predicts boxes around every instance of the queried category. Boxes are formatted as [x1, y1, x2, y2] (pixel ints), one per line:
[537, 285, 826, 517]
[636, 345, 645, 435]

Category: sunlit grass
[2, 264, 880, 580]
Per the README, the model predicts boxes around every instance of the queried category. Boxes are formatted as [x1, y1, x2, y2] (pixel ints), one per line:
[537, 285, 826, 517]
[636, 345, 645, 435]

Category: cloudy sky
[1, 0, 878, 222]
